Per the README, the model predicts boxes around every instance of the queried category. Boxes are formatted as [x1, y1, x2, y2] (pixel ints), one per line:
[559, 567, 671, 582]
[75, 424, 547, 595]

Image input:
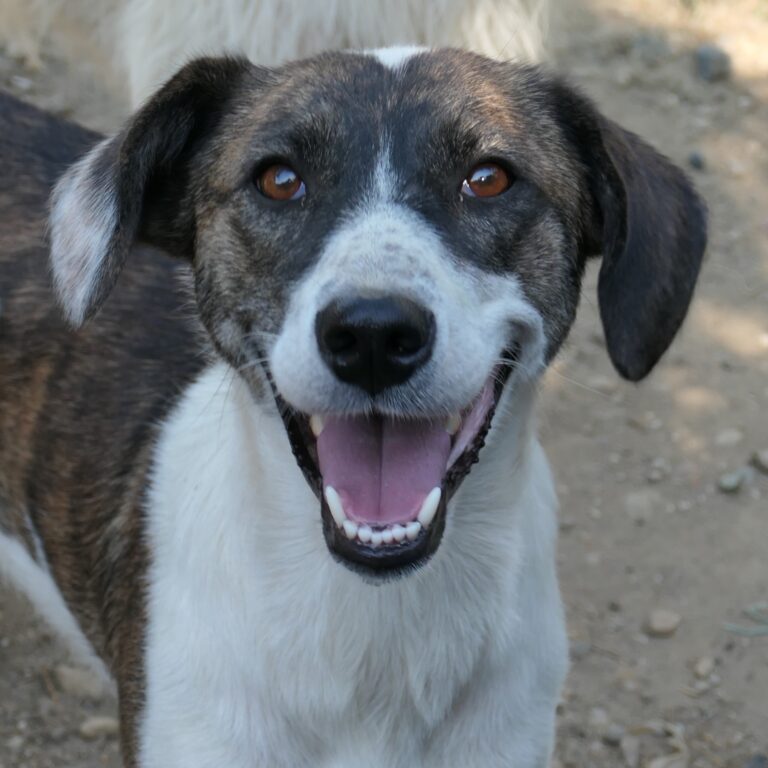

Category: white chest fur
[139, 363, 568, 768]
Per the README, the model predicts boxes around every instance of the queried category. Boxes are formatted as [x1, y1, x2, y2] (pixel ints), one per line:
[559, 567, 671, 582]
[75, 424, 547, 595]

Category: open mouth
[271, 356, 514, 579]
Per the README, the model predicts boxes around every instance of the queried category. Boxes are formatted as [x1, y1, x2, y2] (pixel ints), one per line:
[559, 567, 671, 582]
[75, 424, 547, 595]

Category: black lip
[320, 490, 448, 581]
[266, 350, 516, 579]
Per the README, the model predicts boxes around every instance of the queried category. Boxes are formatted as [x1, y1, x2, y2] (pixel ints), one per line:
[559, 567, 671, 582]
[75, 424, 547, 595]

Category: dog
[0, 0, 549, 107]
[0, 47, 706, 767]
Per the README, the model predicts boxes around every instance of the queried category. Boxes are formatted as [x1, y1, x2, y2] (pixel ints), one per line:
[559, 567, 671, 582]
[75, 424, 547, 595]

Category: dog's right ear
[49, 56, 254, 326]
[547, 79, 707, 382]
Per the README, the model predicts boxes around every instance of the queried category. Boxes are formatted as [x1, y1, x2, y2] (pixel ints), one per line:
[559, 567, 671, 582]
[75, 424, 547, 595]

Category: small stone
[750, 450, 768, 475]
[715, 427, 744, 447]
[694, 43, 732, 82]
[79, 715, 119, 740]
[646, 412, 663, 431]
[745, 756, 768, 768]
[624, 489, 661, 522]
[693, 678, 710, 693]
[588, 739, 606, 756]
[7, 734, 24, 751]
[603, 723, 626, 747]
[631, 32, 670, 66]
[645, 609, 682, 638]
[588, 707, 610, 731]
[646, 467, 665, 483]
[613, 66, 635, 88]
[586, 551, 602, 566]
[55, 664, 106, 700]
[728, 159, 747, 178]
[559, 516, 577, 533]
[620, 735, 641, 768]
[739, 94, 755, 110]
[570, 640, 592, 660]
[9, 74, 33, 91]
[693, 656, 715, 679]
[688, 151, 706, 171]
[648, 754, 688, 768]
[718, 468, 747, 494]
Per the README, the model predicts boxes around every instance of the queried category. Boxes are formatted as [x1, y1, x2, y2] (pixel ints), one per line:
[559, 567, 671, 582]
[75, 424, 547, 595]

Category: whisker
[546, 368, 613, 399]
[236, 357, 272, 372]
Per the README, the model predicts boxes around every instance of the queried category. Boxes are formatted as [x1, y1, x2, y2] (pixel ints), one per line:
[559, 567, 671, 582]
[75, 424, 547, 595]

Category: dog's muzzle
[270, 294, 515, 580]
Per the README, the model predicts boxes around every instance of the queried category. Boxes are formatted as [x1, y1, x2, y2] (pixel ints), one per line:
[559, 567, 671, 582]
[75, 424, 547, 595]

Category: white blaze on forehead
[366, 46, 428, 71]
[371, 142, 397, 202]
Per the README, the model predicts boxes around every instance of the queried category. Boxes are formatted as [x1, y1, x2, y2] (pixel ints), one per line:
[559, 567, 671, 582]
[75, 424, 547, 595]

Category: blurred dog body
[0, 0, 549, 107]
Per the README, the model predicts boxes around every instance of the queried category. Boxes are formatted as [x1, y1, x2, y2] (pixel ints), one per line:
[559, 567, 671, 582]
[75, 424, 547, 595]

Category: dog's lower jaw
[138, 362, 568, 767]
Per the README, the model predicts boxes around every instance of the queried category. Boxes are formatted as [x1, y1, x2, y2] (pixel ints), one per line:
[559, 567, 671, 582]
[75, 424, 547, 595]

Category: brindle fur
[0, 92, 207, 762]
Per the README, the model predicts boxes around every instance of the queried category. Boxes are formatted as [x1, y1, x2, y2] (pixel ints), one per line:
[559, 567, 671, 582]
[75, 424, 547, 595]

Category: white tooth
[310, 414, 325, 437]
[417, 487, 441, 528]
[358, 525, 372, 543]
[381, 529, 394, 545]
[343, 520, 358, 539]
[405, 521, 421, 541]
[324, 486, 346, 527]
[445, 413, 462, 435]
[370, 531, 383, 547]
[392, 524, 406, 543]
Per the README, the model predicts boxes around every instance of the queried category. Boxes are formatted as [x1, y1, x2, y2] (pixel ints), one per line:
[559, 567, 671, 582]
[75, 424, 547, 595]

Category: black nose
[315, 296, 435, 396]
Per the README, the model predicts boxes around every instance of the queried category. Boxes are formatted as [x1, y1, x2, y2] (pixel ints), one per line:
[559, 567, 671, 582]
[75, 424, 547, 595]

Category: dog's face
[50, 49, 706, 578]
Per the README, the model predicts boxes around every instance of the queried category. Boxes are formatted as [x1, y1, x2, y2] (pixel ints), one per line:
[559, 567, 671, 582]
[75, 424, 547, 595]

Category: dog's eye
[461, 163, 511, 198]
[256, 164, 306, 201]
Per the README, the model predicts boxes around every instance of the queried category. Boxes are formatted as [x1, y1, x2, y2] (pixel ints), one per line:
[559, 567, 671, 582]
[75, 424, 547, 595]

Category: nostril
[326, 328, 357, 355]
[387, 325, 428, 358]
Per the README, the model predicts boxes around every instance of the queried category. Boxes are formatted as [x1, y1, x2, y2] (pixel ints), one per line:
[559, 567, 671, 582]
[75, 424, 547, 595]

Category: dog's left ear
[557, 84, 707, 381]
[50, 56, 255, 326]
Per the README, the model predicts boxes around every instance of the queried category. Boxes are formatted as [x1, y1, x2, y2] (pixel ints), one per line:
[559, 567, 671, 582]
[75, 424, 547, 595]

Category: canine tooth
[405, 521, 421, 541]
[417, 487, 441, 528]
[343, 520, 358, 539]
[392, 524, 406, 543]
[445, 413, 462, 435]
[358, 525, 372, 543]
[370, 531, 383, 547]
[381, 529, 394, 545]
[324, 486, 346, 527]
[310, 414, 326, 437]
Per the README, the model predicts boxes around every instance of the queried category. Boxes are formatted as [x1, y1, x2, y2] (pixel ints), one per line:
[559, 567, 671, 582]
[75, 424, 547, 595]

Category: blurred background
[0, 0, 766, 766]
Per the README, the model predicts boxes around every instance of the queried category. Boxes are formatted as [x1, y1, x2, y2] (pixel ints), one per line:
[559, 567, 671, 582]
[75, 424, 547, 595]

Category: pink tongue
[317, 416, 451, 525]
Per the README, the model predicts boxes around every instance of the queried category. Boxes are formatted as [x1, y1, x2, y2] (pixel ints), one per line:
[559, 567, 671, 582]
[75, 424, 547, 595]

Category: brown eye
[256, 164, 306, 201]
[461, 163, 511, 198]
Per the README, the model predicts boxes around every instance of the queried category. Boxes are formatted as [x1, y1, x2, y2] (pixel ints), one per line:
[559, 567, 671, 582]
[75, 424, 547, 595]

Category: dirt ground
[1, 0, 766, 766]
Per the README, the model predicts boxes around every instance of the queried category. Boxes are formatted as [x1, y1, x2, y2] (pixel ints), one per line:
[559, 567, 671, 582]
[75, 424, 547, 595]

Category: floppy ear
[49, 56, 253, 326]
[560, 87, 707, 381]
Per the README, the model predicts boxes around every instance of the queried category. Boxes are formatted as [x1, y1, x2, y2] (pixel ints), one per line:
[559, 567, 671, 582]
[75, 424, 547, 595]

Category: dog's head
[50, 49, 706, 578]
